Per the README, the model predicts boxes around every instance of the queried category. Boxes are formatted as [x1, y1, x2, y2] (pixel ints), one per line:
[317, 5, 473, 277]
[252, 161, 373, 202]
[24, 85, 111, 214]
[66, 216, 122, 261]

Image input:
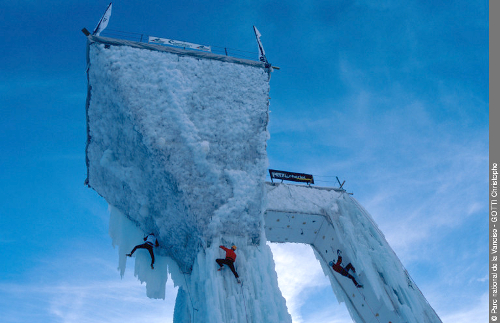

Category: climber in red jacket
[216, 245, 240, 283]
[330, 249, 363, 288]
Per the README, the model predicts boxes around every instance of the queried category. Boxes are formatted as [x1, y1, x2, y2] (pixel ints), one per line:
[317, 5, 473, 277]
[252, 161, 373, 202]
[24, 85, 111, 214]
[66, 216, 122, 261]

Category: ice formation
[265, 183, 442, 323]
[85, 35, 290, 322]
[84, 35, 441, 323]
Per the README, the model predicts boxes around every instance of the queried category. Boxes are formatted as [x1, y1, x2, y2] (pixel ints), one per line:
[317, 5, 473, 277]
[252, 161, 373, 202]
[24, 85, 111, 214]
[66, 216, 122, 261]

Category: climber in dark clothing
[330, 250, 363, 288]
[216, 245, 240, 283]
[126, 233, 159, 269]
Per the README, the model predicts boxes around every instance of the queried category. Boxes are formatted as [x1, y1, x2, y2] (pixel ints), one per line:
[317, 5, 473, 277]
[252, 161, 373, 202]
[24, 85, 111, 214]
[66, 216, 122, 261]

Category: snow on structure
[85, 35, 291, 322]
[84, 35, 441, 323]
[85, 35, 271, 270]
[265, 183, 442, 323]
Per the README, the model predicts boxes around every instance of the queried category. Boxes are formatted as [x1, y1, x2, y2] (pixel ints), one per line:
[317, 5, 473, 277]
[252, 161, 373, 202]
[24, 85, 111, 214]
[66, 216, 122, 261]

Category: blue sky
[0, 1, 488, 322]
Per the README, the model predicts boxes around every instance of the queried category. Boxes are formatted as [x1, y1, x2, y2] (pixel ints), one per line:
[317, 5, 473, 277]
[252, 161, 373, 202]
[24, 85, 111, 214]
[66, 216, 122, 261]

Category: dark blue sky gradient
[0, 1, 489, 322]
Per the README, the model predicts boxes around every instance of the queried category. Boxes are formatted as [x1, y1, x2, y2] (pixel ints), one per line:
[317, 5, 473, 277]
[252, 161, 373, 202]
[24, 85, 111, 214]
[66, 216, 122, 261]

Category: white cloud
[0, 277, 176, 323]
[269, 243, 349, 323]
[301, 305, 352, 323]
[439, 292, 488, 323]
[0, 246, 177, 323]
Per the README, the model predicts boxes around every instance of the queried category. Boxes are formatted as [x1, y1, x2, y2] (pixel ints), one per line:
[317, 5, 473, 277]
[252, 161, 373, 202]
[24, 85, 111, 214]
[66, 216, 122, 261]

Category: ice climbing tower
[264, 183, 442, 323]
[84, 34, 441, 323]
[84, 34, 290, 323]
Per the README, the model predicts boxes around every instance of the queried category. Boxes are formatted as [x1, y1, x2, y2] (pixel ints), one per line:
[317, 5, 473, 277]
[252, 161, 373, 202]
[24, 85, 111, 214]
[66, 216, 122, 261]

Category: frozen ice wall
[85, 35, 291, 322]
[84, 35, 440, 323]
[85, 36, 270, 271]
[265, 183, 442, 323]
[108, 205, 291, 323]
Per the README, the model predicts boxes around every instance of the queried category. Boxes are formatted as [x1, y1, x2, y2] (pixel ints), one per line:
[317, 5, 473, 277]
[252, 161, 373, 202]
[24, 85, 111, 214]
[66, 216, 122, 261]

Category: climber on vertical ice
[126, 233, 160, 269]
[329, 249, 363, 288]
[216, 245, 241, 283]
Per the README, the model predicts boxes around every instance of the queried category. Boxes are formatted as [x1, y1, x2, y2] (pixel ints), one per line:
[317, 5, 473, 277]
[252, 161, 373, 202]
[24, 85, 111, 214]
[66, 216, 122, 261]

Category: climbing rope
[348, 194, 434, 321]
[352, 284, 382, 323]
[182, 273, 199, 323]
[322, 246, 382, 323]
[240, 281, 250, 323]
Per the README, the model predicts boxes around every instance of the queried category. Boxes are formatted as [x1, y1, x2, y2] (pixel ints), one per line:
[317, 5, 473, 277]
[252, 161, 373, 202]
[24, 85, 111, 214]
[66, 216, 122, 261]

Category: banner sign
[148, 36, 211, 52]
[93, 2, 112, 36]
[253, 26, 267, 63]
[269, 169, 314, 184]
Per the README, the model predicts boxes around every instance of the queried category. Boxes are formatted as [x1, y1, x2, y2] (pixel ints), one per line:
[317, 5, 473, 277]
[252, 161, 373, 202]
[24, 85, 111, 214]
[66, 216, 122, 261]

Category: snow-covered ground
[85, 35, 441, 323]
